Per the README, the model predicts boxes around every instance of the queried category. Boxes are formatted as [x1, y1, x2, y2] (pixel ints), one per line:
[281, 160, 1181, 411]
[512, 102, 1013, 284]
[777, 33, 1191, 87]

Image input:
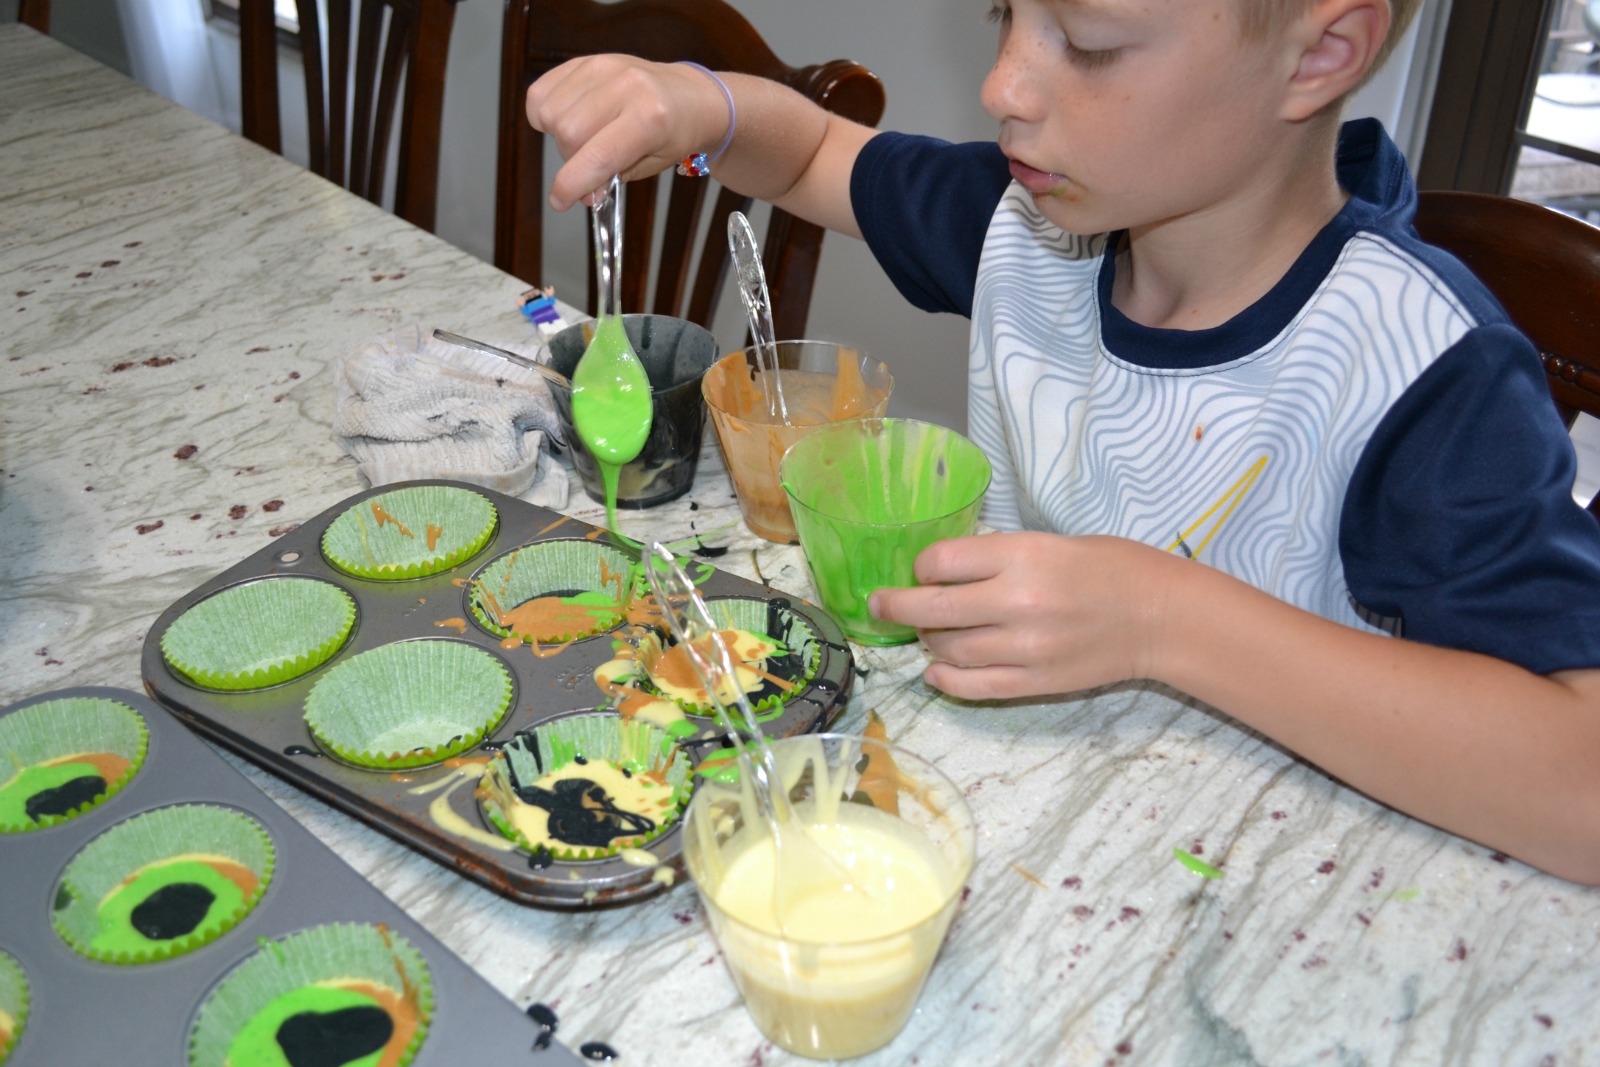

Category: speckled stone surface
[4, 25, 1599, 1067]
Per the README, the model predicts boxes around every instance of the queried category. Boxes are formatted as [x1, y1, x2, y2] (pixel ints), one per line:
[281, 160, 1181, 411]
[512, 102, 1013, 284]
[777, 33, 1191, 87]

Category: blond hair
[1238, 0, 1423, 76]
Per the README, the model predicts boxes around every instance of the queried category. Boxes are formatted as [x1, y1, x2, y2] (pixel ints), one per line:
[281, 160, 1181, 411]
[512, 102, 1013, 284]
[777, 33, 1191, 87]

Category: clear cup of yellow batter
[682, 733, 975, 1059]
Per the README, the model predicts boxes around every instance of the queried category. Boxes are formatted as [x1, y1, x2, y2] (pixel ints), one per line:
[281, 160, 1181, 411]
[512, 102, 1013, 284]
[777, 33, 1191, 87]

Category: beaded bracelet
[675, 61, 736, 177]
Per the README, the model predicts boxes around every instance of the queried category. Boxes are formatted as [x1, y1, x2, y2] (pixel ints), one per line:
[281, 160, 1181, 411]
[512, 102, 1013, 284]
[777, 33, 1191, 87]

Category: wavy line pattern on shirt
[967, 186, 1476, 628]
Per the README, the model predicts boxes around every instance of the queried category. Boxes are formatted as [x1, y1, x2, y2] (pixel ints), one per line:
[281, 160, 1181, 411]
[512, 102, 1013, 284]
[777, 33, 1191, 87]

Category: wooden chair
[239, 0, 458, 233]
[19, 0, 49, 33]
[495, 0, 886, 341]
[1414, 190, 1600, 517]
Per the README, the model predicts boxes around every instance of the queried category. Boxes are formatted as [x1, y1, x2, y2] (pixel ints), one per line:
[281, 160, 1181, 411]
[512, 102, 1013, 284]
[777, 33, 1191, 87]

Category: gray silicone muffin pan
[139, 479, 855, 910]
[0, 685, 579, 1067]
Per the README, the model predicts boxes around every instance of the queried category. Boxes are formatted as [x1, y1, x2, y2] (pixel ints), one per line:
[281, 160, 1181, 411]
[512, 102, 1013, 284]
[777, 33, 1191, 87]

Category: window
[207, 0, 300, 36]
[1510, 0, 1600, 222]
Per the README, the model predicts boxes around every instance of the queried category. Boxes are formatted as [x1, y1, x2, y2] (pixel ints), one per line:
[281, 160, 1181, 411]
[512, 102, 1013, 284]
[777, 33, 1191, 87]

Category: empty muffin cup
[322, 484, 498, 580]
[160, 577, 356, 690]
[302, 639, 513, 769]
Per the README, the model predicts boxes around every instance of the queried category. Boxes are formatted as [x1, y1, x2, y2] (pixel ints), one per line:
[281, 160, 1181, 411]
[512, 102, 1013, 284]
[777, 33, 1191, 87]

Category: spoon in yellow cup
[641, 542, 868, 929]
[571, 175, 653, 535]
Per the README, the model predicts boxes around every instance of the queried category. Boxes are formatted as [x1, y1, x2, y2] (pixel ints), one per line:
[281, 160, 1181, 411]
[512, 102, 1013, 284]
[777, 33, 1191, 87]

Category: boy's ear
[1280, 0, 1390, 121]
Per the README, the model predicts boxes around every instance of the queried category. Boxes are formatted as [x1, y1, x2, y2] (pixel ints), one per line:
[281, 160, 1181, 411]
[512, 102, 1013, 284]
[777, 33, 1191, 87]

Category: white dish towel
[333, 323, 569, 509]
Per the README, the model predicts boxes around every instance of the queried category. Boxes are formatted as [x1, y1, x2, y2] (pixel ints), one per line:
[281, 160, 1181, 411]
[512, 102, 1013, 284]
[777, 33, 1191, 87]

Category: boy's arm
[871, 532, 1600, 885]
[525, 55, 875, 237]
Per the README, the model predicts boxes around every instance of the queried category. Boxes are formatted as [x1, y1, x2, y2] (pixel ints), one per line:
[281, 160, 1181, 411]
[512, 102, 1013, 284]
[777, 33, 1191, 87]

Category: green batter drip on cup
[571, 311, 653, 535]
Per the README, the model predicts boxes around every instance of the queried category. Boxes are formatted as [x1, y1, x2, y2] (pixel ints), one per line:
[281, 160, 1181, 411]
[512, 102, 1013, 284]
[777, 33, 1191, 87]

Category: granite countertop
[4, 24, 1598, 1067]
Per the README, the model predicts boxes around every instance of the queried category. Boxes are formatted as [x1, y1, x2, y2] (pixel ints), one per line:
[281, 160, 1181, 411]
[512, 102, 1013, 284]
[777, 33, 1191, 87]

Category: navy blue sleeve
[850, 132, 1012, 318]
[1342, 323, 1600, 674]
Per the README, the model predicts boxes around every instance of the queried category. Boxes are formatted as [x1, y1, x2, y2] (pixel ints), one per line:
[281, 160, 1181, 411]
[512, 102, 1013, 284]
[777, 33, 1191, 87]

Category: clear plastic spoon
[727, 211, 790, 424]
[572, 175, 653, 534]
[641, 542, 863, 927]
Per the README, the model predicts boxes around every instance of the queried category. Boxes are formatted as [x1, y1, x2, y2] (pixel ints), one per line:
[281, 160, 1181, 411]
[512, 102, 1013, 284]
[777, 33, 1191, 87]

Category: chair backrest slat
[651, 178, 711, 318]
[18, 0, 49, 33]
[686, 186, 751, 331]
[618, 173, 660, 315]
[347, 0, 385, 196]
[364, 11, 413, 204]
[1414, 189, 1600, 518]
[242, 0, 455, 233]
[241, 0, 282, 154]
[495, 0, 885, 341]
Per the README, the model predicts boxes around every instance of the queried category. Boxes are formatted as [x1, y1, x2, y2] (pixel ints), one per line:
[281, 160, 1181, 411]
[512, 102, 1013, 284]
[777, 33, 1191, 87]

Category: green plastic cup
[780, 418, 990, 646]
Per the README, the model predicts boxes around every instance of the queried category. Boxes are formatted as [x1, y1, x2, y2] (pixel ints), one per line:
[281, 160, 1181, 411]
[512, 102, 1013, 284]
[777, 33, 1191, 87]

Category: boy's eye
[985, 2, 1010, 25]
[1066, 41, 1122, 69]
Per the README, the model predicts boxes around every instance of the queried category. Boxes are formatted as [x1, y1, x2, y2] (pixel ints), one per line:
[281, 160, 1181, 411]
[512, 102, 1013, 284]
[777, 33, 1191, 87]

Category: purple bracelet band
[675, 61, 736, 177]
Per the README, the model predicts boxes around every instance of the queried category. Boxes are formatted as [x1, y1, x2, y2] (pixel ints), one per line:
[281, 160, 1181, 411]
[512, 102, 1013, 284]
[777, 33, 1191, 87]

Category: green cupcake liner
[0, 697, 148, 833]
[478, 712, 692, 861]
[160, 578, 357, 691]
[188, 922, 433, 1067]
[0, 951, 28, 1066]
[637, 597, 820, 720]
[468, 539, 638, 645]
[322, 485, 497, 580]
[304, 640, 512, 769]
[53, 804, 275, 965]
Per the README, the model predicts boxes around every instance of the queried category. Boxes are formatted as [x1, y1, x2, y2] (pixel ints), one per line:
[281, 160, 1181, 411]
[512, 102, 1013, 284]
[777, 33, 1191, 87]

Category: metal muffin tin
[140, 479, 855, 909]
[0, 686, 576, 1067]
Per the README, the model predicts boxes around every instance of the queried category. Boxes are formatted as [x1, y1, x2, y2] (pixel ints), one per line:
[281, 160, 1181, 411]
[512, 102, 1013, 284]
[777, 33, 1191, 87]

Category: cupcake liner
[0, 951, 28, 1066]
[478, 712, 692, 861]
[188, 922, 433, 1067]
[322, 485, 497, 580]
[468, 539, 638, 645]
[52, 804, 275, 964]
[160, 577, 357, 691]
[0, 697, 148, 833]
[637, 597, 819, 719]
[303, 640, 512, 769]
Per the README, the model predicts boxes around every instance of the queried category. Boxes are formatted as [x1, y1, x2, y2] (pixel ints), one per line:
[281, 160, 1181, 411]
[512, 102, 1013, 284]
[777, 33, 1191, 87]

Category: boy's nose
[981, 27, 1046, 126]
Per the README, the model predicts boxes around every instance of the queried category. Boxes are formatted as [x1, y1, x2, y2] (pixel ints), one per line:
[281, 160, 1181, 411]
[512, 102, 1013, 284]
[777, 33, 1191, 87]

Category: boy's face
[983, 0, 1304, 236]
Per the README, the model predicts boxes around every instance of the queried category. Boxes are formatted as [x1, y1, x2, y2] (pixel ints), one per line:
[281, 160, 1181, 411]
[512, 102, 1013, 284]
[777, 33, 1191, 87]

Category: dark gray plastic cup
[542, 314, 718, 508]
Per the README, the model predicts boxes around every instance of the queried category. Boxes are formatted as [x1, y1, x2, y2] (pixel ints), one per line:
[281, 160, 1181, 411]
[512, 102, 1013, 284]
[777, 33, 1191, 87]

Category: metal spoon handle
[431, 329, 571, 389]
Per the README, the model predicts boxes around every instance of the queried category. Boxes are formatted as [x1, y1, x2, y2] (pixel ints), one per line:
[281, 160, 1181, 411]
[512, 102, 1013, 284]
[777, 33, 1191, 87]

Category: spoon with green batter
[571, 175, 653, 535]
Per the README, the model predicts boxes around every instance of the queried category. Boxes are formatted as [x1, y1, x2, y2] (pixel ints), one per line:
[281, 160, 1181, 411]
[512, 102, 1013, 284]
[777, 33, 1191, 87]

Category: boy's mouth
[1008, 158, 1070, 196]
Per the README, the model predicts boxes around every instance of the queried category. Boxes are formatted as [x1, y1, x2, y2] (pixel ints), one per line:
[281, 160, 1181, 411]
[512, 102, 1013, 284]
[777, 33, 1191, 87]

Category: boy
[527, 0, 1600, 883]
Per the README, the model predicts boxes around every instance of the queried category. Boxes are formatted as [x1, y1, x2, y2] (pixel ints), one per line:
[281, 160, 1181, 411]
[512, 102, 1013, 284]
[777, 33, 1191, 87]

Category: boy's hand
[526, 56, 730, 212]
[868, 532, 1183, 700]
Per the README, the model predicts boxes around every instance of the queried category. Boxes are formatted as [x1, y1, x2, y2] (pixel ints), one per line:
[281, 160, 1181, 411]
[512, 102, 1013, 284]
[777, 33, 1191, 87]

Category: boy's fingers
[918, 624, 1018, 671]
[526, 59, 657, 209]
[912, 535, 1003, 585]
[871, 580, 995, 631]
[923, 661, 1036, 701]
